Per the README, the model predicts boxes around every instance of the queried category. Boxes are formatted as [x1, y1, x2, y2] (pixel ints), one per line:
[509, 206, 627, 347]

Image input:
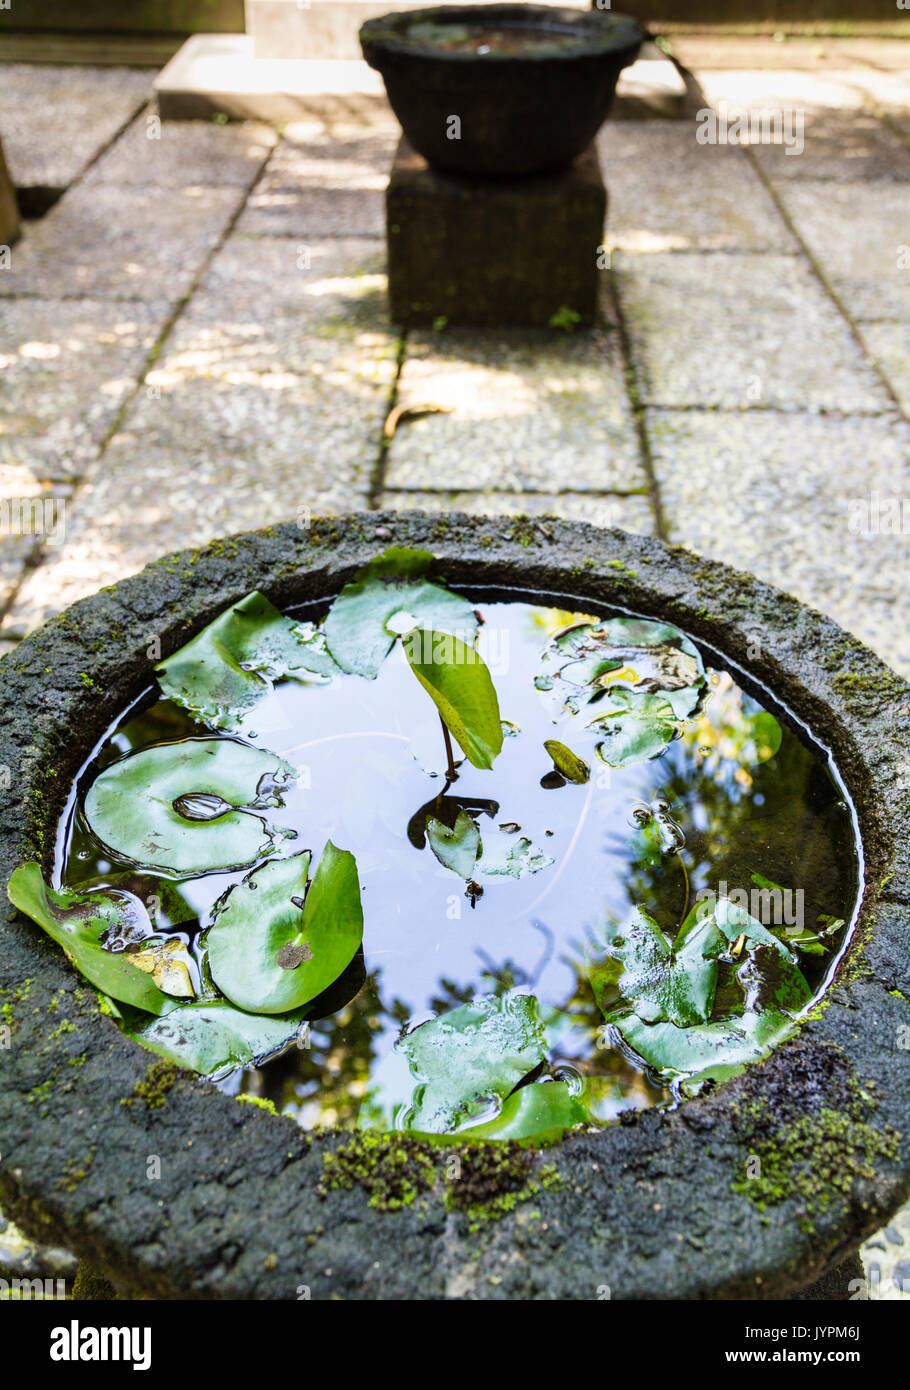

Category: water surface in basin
[58, 591, 860, 1133]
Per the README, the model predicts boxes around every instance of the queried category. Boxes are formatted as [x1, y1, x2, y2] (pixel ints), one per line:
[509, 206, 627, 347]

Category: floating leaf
[591, 704, 678, 768]
[614, 1008, 793, 1082]
[543, 739, 590, 784]
[537, 617, 704, 720]
[404, 628, 503, 770]
[593, 907, 724, 1028]
[537, 618, 705, 769]
[477, 833, 554, 879]
[323, 547, 478, 679]
[7, 865, 172, 1014]
[84, 738, 297, 876]
[127, 999, 310, 1079]
[461, 1080, 591, 1143]
[206, 843, 363, 1014]
[156, 590, 336, 730]
[363, 993, 548, 1135]
[426, 811, 481, 878]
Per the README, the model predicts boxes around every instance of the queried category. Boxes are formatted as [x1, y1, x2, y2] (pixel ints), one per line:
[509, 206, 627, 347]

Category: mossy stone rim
[1, 512, 909, 1301]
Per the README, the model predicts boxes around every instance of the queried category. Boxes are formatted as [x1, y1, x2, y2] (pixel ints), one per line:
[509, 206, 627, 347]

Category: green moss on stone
[732, 1077, 899, 1233]
[320, 1132, 438, 1211]
[122, 1060, 179, 1111]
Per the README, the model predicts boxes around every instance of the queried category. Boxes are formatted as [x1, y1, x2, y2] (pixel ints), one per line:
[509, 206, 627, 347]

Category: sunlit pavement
[0, 33, 908, 1298]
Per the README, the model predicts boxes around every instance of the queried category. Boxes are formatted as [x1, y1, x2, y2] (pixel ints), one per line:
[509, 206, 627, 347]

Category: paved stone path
[0, 38, 908, 1297]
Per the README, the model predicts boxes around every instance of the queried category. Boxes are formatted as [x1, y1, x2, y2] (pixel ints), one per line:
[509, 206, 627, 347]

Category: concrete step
[156, 33, 686, 122]
[247, 0, 592, 62]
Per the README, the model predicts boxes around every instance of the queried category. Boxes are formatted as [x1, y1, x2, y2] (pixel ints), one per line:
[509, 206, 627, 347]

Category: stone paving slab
[648, 408, 910, 678]
[772, 180, 910, 323]
[861, 1201, 910, 1301]
[236, 127, 396, 237]
[168, 235, 394, 375]
[856, 321, 910, 416]
[0, 183, 249, 303]
[598, 122, 793, 253]
[379, 489, 656, 535]
[843, 69, 910, 137]
[693, 69, 868, 115]
[615, 249, 893, 412]
[83, 114, 277, 189]
[670, 36, 910, 72]
[385, 327, 643, 495]
[0, 393, 375, 640]
[0, 298, 164, 466]
[750, 108, 910, 183]
[0, 64, 152, 204]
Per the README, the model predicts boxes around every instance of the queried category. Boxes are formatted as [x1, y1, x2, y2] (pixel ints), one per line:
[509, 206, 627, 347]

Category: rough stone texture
[0, 183, 250, 303]
[387, 139, 606, 328]
[751, 110, 910, 184]
[0, 384, 378, 639]
[236, 125, 397, 238]
[773, 181, 910, 323]
[167, 235, 394, 375]
[597, 122, 792, 253]
[0, 299, 164, 466]
[0, 64, 151, 213]
[649, 409, 910, 679]
[384, 327, 642, 494]
[615, 250, 893, 412]
[856, 322, 910, 417]
[860, 1199, 910, 1300]
[1, 515, 909, 1301]
[379, 489, 656, 535]
[82, 115, 277, 189]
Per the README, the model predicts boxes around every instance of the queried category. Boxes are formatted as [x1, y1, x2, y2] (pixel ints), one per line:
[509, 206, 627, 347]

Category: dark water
[56, 592, 860, 1131]
[406, 22, 582, 55]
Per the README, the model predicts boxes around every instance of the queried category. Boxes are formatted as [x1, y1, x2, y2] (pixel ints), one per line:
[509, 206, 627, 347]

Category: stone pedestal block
[386, 138, 606, 329]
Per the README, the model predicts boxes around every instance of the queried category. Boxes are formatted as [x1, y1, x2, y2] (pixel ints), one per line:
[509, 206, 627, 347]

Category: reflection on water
[60, 595, 859, 1131]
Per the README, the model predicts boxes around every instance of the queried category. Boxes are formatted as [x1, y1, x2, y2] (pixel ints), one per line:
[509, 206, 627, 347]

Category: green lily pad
[127, 998, 310, 1079]
[323, 547, 478, 679]
[363, 993, 548, 1135]
[461, 1080, 592, 1143]
[595, 907, 724, 1029]
[404, 628, 503, 770]
[477, 833, 554, 879]
[614, 1008, 793, 1082]
[83, 738, 297, 876]
[591, 706, 679, 768]
[206, 842, 363, 1015]
[543, 739, 590, 784]
[7, 864, 172, 1014]
[537, 618, 705, 769]
[538, 617, 705, 718]
[156, 590, 337, 731]
[426, 811, 481, 878]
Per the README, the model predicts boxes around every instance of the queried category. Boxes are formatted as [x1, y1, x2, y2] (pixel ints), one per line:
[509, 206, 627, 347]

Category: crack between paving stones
[606, 270, 669, 542]
[367, 331, 407, 509]
[742, 144, 910, 427]
[0, 134, 277, 639]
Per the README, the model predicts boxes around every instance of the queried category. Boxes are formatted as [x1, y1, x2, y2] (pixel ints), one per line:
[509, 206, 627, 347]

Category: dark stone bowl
[2, 513, 910, 1301]
[360, 4, 646, 176]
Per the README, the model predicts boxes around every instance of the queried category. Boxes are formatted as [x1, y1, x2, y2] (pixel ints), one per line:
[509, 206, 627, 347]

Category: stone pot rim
[1, 512, 909, 1301]
[359, 4, 646, 68]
